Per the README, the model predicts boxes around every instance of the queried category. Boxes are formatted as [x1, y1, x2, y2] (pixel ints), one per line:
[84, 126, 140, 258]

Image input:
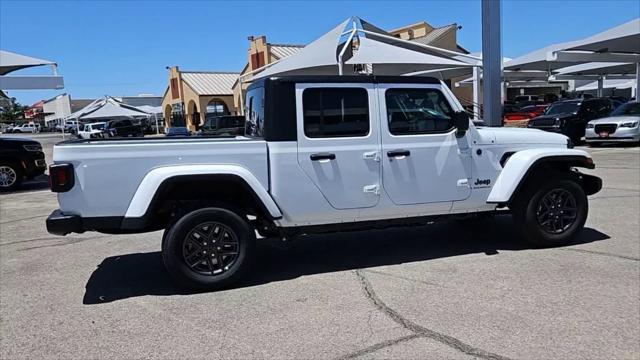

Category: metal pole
[338, 27, 357, 76]
[473, 66, 481, 119]
[481, 0, 502, 127]
[635, 62, 639, 99]
[597, 76, 604, 97]
[154, 113, 159, 135]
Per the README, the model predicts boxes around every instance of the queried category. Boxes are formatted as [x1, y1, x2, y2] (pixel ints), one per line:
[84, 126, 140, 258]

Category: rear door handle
[387, 150, 411, 158]
[310, 153, 336, 161]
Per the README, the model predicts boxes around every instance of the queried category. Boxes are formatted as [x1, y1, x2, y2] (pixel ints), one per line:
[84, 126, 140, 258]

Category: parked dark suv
[105, 119, 144, 138]
[0, 137, 47, 191]
[528, 98, 615, 142]
[198, 115, 245, 136]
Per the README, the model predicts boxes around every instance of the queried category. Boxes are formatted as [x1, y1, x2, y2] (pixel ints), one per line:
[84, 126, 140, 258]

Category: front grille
[531, 118, 556, 127]
[594, 124, 617, 134]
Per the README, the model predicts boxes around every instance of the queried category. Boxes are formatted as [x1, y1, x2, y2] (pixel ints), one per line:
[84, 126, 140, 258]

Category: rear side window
[385, 88, 453, 135]
[302, 88, 369, 138]
[245, 87, 265, 138]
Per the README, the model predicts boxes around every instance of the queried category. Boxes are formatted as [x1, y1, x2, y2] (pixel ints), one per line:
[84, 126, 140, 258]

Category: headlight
[23, 144, 42, 152]
[586, 123, 595, 129]
[620, 122, 638, 128]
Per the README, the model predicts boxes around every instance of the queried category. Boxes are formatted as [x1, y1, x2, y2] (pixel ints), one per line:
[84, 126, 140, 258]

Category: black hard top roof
[248, 75, 441, 90]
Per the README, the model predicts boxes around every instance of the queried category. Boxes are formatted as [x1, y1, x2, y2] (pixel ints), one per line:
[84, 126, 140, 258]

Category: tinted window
[245, 87, 265, 138]
[545, 102, 579, 115]
[302, 88, 369, 138]
[385, 88, 454, 135]
[611, 102, 640, 116]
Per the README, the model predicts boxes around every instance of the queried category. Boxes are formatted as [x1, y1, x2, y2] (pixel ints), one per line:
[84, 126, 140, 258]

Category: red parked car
[503, 105, 549, 127]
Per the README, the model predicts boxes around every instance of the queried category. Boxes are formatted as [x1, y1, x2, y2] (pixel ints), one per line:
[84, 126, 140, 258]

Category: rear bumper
[46, 209, 123, 236]
[46, 210, 82, 236]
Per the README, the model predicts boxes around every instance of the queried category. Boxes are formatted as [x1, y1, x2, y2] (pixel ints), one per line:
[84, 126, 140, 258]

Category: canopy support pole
[481, 0, 502, 127]
[635, 62, 639, 99]
[338, 27, 357, 76]
[473, 66, 481, 120]
[597, 76, 604, 97]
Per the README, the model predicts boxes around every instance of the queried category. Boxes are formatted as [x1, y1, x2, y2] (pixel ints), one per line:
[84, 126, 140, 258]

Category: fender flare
[487, 148, 595, 204]
[124, 164, 283, 220]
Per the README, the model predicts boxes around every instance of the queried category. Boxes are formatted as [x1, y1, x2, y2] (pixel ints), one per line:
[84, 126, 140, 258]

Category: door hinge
[363, 184, 381, 195]
[457, 179, 469, 187]
[363, 151, 380, 162]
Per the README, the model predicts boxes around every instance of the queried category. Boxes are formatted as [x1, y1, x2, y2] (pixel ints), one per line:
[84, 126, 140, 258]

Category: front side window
[245, 86, 265, 137]
[385, 88, 453, 135]
[303, 88, 369, 138]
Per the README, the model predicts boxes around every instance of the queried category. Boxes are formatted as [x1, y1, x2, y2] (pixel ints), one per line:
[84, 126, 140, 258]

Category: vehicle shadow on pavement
[82, 215, 609, 304]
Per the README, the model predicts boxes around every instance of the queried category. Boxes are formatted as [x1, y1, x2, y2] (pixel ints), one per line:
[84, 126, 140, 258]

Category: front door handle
[310, 153, 336, 161]
[387, 150, 411, 158]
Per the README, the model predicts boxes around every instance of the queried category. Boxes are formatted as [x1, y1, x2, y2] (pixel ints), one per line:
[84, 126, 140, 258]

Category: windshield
[545, 102, 579, 115]
[610, 102, 640, 116]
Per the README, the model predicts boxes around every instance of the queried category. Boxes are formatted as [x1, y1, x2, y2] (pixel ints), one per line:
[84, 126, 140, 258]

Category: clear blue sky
[1, 0, 638, 105]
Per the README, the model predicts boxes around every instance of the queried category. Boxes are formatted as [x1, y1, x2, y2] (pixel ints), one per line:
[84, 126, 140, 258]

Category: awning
[0, 50, 55, 75]
[564, 18, 640, 54]
[575, 79, 637, 91]
[68, 97, 150, 120]
[252, 18, 351, 79]
[345, 37, 470, 75]
[253, 17, 474, 79]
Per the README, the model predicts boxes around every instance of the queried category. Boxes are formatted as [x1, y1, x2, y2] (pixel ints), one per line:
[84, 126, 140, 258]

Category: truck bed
[53, 136, 269, 217]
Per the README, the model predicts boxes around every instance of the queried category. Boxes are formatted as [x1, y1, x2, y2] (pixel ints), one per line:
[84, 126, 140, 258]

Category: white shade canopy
[576, 79, 637, 91]
[503, 40, 582, 72]
[345, 37, 470, 74]
[564, 18, 640, 54]
[68, 97, 150, 121]
[504, 18, 640, 73]
[253, 18, 351, 79]
[555, 62, 637, 76]
[0, 50, 55, 75]
[254, 17, 474, 80]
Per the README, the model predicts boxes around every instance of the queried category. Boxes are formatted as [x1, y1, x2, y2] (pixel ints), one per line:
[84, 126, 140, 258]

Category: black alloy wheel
[535, 188, 578, 234]
[182, 222, 240, 276]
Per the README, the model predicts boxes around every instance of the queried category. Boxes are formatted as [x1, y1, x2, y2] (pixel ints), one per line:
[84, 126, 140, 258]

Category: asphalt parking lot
[0, 135, 638, 359]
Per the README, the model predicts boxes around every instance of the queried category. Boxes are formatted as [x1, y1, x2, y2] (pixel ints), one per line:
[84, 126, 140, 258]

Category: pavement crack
[561, 248, 640, 261]
[352, 269, 511, 360]
[337, 334, 424, 360]
[362, 269, 444, 288]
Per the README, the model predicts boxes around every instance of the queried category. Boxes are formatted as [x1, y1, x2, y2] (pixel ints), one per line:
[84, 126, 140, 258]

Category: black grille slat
[595, 124, 617, 134]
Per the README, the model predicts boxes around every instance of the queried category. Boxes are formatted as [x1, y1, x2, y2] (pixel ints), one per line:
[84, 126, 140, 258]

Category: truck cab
[46, 76, 602, 290]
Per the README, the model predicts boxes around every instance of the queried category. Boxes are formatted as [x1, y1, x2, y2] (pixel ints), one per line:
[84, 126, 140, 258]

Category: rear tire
[162, 207, 255, 290]
[512, 175, 588, 247]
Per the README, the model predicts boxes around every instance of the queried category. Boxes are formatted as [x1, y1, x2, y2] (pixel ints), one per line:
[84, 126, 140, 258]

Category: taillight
[49, 164, 75, 192]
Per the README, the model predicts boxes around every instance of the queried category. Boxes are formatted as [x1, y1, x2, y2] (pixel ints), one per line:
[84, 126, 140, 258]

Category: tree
[0, 97, 28, 123]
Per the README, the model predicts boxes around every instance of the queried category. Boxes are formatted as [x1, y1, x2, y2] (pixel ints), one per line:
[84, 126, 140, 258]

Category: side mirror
[453, 111, 469, 137]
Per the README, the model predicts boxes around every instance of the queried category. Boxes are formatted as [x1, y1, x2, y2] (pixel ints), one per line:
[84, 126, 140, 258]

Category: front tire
[512, 176, 588, 247]
[162, 207, 255, 290]
[0, 162, 23, 192]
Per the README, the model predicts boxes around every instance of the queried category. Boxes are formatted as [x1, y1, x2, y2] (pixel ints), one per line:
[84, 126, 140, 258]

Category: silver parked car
[586, 101, 640, 146]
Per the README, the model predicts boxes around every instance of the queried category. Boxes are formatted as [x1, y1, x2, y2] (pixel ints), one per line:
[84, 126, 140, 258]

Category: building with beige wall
[232, 36, 303, 112]
[161, 66, 239, 131]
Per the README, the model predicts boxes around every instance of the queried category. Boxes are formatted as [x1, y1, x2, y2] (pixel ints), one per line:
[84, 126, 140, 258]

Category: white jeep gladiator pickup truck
[46, 76, 602, 289]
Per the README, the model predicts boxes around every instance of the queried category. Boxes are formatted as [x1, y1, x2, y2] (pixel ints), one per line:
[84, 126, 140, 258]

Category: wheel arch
[487, 149, 600, 205]
[122, 165, 282, 231]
